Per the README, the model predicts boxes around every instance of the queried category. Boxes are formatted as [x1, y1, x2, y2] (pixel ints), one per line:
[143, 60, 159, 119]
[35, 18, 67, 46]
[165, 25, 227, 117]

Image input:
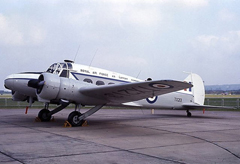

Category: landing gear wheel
[38, 109, 51, 122]
[68, 111, 84, 127]
[186, 110, 192, 117]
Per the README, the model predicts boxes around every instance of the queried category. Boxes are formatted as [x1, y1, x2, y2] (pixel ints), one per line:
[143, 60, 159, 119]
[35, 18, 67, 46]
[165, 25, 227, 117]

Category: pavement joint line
[170, 128, 240, 134]
[123, 149, 187, 164]
[141, 126, 240, 161]
[0, 150, 24, 164]
[39, 130, 187, 163]
[21, 149, 124, 160]
[183, 134, 240, 160]
[20, 147, 187, 164]
[2, 110, 240, 163]
[4, 121, 188, 164]
[127, 141, 205, 151]
[214, 140, 240, 143]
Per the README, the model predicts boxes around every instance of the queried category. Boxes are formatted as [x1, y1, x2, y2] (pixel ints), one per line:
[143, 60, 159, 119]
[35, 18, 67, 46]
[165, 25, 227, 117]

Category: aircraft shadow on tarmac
[153, 114, 225, 119]
[75, 113, 225, 126]
[5, 112, 225, 128]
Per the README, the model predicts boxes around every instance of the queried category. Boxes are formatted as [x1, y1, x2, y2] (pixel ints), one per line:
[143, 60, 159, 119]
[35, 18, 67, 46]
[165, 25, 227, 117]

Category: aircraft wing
[182, 103, 236, 109]
[80, 80, 192, 103]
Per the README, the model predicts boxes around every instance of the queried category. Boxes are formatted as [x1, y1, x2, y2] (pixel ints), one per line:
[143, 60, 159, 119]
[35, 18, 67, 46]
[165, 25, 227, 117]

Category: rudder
[184, 73, 205, 105]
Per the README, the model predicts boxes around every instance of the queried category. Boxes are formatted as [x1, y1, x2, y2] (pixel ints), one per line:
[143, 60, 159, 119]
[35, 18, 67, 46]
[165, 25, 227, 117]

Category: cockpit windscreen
[46, 62, 72, 78]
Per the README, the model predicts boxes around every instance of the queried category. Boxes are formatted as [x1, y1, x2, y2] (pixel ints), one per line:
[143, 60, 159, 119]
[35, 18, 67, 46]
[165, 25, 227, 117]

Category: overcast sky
[1, 0, 240, 90]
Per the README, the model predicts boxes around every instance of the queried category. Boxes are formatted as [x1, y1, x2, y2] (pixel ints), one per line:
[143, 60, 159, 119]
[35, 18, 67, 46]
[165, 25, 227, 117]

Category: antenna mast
[136, 70, 142, 78]
[74, 45, 81, 62]
[89, 49, 98, 67]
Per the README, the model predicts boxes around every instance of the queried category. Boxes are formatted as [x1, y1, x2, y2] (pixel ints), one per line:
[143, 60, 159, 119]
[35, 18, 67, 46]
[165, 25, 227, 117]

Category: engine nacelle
[12, 91, 28, 101]
[35, 72, 107, 105]
[36, 73, 61, 102]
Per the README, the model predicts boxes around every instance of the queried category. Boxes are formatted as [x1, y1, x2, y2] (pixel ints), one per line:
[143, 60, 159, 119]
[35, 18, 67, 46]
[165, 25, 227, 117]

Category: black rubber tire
[187, 112, 192, 117]
[38, 109, 51, 122]
[68, 111, 84, 127]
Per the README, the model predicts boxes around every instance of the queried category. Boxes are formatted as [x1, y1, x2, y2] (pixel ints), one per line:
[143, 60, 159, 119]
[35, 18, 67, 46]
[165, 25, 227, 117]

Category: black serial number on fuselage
[174, 97, 182, 102]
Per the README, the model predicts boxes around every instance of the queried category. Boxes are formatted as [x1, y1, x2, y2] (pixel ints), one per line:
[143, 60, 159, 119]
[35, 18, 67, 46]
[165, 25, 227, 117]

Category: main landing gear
[67, 105, 105, 127]
[38, 100, 70, 122]
[67, 111, 84, 127]
[38, 108, 51, 122]
[186, 110, 192, 117]
[37, 102, 105, 127]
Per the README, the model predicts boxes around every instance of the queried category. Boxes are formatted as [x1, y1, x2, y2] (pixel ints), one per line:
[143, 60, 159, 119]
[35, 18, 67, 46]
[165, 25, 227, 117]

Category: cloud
[194, 35, 219, 48]
[0, 14, 24, 46]
[98, 0, 208, 7]
[192, 31, 240, 55]
[88, 51, 148, 77]
[0, 14, 46, 46]
[179, 0, 208, 7]
[121, 7, 162, 28]
[65, 2, 162, 28]
[218, 9, 236, 22]
[189, 31, 240, 84]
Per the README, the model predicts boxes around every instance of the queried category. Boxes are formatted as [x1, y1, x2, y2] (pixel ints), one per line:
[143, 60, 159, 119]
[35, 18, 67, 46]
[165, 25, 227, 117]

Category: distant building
[205, 84, 240, 95]
[0, 90, 11, 95]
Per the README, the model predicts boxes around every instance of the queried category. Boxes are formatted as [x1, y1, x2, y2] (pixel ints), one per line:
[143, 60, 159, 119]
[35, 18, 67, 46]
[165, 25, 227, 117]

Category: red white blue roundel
[146, 96, 158, 104]
[150, 83, 172, 89]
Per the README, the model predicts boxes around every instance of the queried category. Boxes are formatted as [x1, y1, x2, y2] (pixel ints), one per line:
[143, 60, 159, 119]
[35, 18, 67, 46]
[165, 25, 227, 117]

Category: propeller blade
[38, 81, 45, 86]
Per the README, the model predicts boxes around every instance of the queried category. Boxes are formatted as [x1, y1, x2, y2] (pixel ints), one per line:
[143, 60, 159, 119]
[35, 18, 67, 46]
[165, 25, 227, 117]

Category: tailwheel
[38, 109, 51, 122]
[68, 111, 85, 127]
[186, 110, 192, 117]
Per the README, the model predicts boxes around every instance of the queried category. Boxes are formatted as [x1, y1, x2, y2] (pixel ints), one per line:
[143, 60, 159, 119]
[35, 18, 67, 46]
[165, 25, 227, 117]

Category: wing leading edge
[80, 80, 192, 103]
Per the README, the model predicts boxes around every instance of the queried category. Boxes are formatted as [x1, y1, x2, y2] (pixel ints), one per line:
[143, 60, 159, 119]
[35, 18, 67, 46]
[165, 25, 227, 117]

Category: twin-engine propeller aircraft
[4, 60, 228, 126]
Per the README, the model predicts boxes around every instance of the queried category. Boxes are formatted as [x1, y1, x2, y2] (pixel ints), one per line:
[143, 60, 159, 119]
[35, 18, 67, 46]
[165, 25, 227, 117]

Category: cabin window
[96, 81, 105, 86]
[108, 82, 115, 85]
[83, 78, 93, 84]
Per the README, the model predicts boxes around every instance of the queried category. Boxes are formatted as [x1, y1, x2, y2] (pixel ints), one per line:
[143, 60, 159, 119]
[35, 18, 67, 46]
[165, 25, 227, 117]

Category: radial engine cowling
[36, 73, 60, 102]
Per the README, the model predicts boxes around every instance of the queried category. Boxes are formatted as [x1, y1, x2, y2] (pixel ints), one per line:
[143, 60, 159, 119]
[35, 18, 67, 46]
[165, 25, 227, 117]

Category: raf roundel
[146, 96, 158, 104]
[150, 83, 172, 89]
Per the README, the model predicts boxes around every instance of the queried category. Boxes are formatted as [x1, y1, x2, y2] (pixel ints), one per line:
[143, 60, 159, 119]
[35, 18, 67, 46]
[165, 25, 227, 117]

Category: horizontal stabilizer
[183, 103, 236, 110]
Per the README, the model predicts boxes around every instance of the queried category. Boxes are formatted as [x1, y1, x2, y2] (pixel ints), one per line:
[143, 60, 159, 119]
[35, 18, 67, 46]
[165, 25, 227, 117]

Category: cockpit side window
[53, 64, 57, 72]
[56, 64, 61, 74]
[60, 70, 68, 78]
[46, 64, 55, 73]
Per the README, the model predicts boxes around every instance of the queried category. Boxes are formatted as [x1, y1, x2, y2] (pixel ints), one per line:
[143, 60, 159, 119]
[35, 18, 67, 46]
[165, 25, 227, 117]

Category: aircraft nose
[4, 74, 15, 90]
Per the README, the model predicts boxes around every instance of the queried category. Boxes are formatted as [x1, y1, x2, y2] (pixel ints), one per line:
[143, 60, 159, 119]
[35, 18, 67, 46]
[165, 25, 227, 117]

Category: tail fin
[184, 73, 205, 105]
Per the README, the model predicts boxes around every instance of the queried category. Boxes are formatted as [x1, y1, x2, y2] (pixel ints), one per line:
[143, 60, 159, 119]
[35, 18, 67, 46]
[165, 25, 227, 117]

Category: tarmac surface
[0, 108, 240, 164]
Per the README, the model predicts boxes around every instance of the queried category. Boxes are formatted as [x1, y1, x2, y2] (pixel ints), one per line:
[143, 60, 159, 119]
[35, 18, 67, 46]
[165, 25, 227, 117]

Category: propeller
[28, 75, 45, 94]
[12, 90, 15, 95]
